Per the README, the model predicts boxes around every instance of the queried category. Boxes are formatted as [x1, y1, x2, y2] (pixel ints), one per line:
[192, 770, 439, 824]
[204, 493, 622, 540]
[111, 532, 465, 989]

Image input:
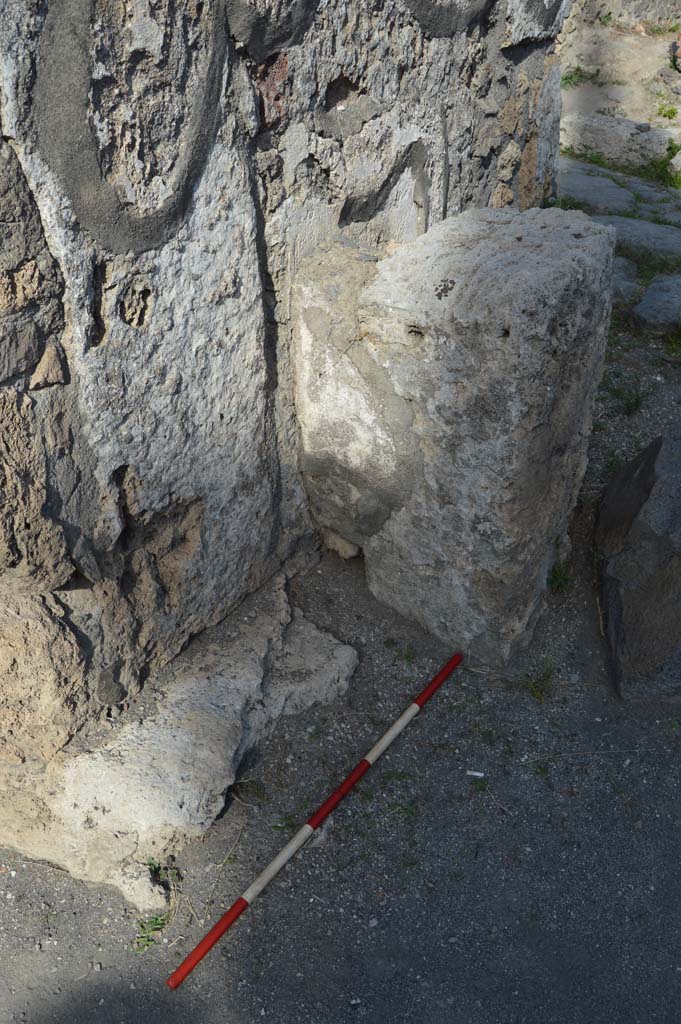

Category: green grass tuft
[609, 382, 642, 415]
[134, 913, 170, 953]
[562, 143, 681, 190]
[520, 663, 555, 703]
[548, 560, 573, 594]
[561, 66, 600, 89]
[606, 452, 623, 476]
[664, 327, 681, 357]
[396, 645, 416, 666]
[550, 196, 592, 213]
[614, 244, 681, 287]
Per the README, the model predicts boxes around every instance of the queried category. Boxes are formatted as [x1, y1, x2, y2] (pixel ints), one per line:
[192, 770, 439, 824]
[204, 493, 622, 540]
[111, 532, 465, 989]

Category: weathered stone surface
[0, 2, 282, 761]
[507, 0, 572, 45]
[292, 208, 615, 662]
[596, 434, 681, 698]
[0, 141, 64, 382]
[0, 0, 566, 766]
[634, 275, 681, 328]
[28, 344, 67, 389]
[560, 113, 671, 168]
[0, 575, 357, 908]
[0, 0, 569, 898]
[557, 156, 636, 214]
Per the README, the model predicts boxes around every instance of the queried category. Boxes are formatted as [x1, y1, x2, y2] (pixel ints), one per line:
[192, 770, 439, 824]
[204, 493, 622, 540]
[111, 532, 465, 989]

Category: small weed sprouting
[623, 387, 643, 415]
[520, 663, 555, 703]
[272, 813, 299, 832]
[658, 103, 678, 120]
[643, 20, 675, 35]
[471, 777, 488, 793]
[393, 800, 419, 819]
[610, 383, 642, 415]
[548, 559, 573, 594]
[533, 762, 551, 782]
[592, 419, 606, 433]
[561, 146, 609, 169]
[592, 545, 607, 570]
[562, 143, 681, 189]
[133, 857, 180, 952]
[663, 327, 681, 358]
[134, 913, 170, 953]
[147, 857, 181, 890]
[615, 245, 681, 287]
[397, 645, 416, 666]
[606, 452, 623, 477]
[550, 196, 592, 213]
[561, 66, 599, 89]
[598, 12, 612, 25]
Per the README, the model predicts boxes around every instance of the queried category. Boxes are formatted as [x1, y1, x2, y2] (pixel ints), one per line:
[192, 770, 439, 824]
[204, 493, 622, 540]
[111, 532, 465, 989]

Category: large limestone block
[292, 209, 614, 662]
[0, 575, 357, 909]
[596, 432, 681, 699]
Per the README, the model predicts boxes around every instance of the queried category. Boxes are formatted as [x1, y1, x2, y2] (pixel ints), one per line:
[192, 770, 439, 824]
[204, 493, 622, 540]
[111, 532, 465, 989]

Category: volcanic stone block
[292, 208, 615, 663]
[596, 433, 681, 698]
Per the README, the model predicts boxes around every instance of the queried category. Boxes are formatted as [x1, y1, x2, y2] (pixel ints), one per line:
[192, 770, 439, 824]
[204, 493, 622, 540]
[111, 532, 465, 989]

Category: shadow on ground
[20, 977, 208, 1024]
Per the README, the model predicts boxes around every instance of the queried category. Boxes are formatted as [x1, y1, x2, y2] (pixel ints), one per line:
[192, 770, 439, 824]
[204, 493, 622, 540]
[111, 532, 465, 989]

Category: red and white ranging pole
[166, 650, 464, 991]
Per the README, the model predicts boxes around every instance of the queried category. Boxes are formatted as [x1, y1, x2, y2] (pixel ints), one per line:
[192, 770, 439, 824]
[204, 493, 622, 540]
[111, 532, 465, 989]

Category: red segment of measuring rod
[167, 651, 462, 991]
[413, 651, 463, 708]
[166, 897, 249, 990]
[307, 759, 371, 830]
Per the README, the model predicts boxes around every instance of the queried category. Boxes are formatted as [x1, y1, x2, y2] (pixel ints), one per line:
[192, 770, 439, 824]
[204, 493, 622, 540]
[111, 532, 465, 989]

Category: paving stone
[558, 159, 636, 213]
[593, 215, 681, 259]
[634, 274, 681, 327]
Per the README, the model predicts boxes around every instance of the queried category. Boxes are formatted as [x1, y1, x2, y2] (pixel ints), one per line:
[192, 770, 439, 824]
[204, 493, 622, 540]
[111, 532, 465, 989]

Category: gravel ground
[3, 166, 681, 1024]
[1, 529, 681, 1023]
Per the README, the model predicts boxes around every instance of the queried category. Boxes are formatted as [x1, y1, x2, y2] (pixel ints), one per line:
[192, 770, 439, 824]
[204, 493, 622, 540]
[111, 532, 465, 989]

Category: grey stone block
[292, 208, 614, 663]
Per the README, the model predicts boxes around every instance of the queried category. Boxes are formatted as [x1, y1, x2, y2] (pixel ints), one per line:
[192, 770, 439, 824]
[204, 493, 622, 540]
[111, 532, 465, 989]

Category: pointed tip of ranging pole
[413, 651, 463, 707]
[165, 650, 463, 990]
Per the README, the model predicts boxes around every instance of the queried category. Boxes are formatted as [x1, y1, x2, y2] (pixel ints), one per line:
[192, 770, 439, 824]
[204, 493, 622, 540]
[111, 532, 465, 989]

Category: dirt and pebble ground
[1, 356, 681, 1024]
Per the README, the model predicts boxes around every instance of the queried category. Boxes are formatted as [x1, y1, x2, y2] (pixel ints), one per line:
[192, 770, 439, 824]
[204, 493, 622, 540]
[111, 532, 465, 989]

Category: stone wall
[0, 0, 569, 767]
[564, 0, 679, 26]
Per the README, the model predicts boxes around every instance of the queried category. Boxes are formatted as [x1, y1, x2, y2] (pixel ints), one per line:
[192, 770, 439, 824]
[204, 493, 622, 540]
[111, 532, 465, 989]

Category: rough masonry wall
[0, 0, 567, 766]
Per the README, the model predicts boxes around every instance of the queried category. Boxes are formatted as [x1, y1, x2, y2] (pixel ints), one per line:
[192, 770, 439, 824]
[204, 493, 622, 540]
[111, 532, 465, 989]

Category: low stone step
[593, 214, 681, 259]
[561, 112, 672, 168]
